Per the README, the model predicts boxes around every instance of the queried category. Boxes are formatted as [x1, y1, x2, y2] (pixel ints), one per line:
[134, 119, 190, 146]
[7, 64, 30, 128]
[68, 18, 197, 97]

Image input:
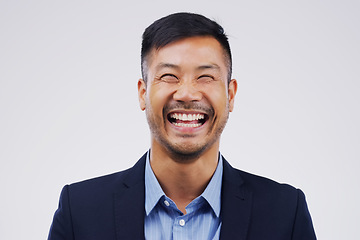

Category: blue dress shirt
[144, 151, 223, 240]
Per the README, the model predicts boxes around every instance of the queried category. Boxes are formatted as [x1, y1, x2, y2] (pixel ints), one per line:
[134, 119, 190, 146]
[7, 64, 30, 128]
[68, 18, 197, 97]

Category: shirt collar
[145, 150, 223, 217]
[201, 154, 223, 217]
[145, 151, 164, 216]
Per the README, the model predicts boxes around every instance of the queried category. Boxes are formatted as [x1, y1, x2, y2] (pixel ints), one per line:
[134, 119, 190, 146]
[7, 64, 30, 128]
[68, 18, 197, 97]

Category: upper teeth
[170, 113, 205, 121]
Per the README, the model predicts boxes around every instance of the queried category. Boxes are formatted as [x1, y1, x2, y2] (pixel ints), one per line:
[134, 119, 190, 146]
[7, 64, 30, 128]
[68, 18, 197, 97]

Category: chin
[163, 141, 210, 162]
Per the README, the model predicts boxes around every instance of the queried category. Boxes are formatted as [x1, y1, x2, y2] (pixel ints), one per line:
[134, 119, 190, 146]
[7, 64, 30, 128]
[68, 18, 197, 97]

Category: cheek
[202, 85, 228, 110]
[147, 86, 172, 113]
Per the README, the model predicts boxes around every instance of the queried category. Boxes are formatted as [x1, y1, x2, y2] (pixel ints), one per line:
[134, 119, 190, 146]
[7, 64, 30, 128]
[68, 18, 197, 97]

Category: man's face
[138, 36, 237, 159]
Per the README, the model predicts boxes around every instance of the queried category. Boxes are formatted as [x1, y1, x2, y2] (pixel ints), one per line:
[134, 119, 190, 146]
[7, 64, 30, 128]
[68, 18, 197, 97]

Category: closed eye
[198, 75, 214, 83]
[160, 74, 179, 83]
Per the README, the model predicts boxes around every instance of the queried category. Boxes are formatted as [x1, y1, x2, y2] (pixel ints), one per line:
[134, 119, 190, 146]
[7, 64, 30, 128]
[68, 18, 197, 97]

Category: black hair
[141, 12, 232, 83]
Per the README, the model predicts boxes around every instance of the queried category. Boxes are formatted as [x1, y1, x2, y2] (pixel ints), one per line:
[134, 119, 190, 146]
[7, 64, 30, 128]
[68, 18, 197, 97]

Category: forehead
[146, 36, 229, 72]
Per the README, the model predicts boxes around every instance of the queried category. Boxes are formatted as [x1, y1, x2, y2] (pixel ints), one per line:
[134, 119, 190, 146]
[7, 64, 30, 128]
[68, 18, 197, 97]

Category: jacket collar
[114, 153, 147, 240]
[219, 157, 253, 240]
[112, 153, 252, 240]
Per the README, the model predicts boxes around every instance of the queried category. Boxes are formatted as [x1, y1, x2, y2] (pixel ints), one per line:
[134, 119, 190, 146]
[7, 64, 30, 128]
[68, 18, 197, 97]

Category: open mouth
[167, 112, 208, 128]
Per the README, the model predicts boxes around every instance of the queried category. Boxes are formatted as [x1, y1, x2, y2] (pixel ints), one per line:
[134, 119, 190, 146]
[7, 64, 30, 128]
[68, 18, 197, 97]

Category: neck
[149, 140, 220, 213]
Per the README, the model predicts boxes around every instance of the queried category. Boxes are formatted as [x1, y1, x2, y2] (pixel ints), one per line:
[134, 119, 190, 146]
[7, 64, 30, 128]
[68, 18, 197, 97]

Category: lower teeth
[173, 122, 201, 128]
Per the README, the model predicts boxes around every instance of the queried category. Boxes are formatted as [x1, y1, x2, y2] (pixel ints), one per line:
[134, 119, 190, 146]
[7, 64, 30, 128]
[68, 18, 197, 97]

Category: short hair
[141, 12, 232, 83]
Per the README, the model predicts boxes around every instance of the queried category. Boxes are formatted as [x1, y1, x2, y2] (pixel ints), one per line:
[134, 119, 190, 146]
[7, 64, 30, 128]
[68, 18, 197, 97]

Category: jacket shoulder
[68, 153, 147, 193]
[223, 158, 300, 213]
[237, 168, 298, 195]
[222, 159, 316, 239]
[69, 167, 131, 192]
[62, 153, 146, 209]
[223, 158, 298, 196]
[48, 154, 147, 240]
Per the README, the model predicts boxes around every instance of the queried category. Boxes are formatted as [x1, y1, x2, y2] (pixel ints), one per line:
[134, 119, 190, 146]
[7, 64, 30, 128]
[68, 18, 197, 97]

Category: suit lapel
[114, 155, 146, 240]
[112, 154, 252, 240]
[220, 158, 253, 240]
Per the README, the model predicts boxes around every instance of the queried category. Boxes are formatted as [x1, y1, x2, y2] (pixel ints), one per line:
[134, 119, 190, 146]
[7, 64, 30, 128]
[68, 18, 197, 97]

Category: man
[48, 12, 316, 240]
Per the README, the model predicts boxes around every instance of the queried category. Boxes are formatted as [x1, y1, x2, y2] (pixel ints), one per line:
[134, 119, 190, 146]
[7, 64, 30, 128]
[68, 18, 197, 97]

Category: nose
[173, 80, 202, 102]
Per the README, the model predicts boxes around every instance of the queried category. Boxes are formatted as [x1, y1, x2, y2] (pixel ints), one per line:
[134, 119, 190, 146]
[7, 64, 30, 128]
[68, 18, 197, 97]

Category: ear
[138, 79, 147, 111]
[228, 79, 238, 112]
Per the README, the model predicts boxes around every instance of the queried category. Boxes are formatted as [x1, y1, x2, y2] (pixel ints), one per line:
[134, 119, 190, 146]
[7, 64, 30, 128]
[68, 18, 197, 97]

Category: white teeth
[170, 113, 205, 121]
[173, 122, 202, 128]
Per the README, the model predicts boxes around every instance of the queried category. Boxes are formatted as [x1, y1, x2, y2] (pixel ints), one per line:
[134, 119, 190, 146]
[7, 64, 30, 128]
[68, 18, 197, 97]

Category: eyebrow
[155, 63, 221, 71]
[155, 63, 180, 71]
[196, 64, 221, 71]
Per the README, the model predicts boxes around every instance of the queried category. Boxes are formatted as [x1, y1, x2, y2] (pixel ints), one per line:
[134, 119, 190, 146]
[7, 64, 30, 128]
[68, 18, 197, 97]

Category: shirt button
[179, 219, 185, 226]
[164, 200, 170, 206]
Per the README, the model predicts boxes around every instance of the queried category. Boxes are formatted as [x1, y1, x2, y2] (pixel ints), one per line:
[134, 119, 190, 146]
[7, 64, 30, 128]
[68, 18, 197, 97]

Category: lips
[167, 112, 208, 128]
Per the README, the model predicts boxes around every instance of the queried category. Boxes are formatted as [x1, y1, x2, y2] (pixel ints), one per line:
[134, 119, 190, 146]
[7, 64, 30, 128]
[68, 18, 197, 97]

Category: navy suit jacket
[48, 153, 316, 239]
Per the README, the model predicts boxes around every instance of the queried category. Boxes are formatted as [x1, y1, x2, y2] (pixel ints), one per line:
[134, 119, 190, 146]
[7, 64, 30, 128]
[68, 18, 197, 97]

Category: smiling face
[138, 36, 237, 160]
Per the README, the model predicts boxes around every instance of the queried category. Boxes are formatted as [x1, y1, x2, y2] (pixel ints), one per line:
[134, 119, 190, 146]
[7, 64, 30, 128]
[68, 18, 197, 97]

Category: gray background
[1, 0, 359, 239]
